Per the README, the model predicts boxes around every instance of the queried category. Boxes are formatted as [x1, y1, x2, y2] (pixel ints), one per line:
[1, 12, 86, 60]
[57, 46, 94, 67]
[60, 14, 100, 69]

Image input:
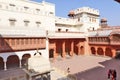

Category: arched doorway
[22, 54, 31, 68]
[91, 47, 96, 55]
[7, 55, 19, 69]
[74, 41, 79, 55]
[49, 49, 54, 58]
[65, 40, 71, 56]
[0, 57, 4, 70]
[97, 47, 104, 55]
[65, 48, 70, 56]
[115, 50, 120, 59]
[105, 48, 113, 57]
[80, 46, 84, 55]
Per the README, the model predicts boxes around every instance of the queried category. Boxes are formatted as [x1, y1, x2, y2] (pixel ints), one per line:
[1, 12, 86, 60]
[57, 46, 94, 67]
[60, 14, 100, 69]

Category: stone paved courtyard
[51, 55, 120, 80]
[0, 55, 120, 80]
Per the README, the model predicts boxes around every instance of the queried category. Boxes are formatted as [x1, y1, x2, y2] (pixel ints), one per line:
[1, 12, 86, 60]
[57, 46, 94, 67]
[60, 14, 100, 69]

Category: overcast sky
[32, 0, 120, 26]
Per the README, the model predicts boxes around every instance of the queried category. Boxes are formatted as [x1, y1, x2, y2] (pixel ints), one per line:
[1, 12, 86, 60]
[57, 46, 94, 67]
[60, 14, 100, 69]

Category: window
[49, 12, 54, 15]
[9, 4, 15, 10]
[9, 18, 16, 26]
[58, 28, 61, 32]
[24, 6, 29, 11]
[89, 17, 92, 22]
[66, 29, 68, 32]
[24, 20, 30, 26]
[36, 9, 40, 13]
[49, 12, 53, 14]
[36, 21, 41, 27]
[9, 4, 15, 7]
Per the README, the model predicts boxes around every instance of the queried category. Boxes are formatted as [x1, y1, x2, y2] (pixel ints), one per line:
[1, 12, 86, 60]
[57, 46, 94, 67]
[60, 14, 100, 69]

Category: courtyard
[51, 55, 120, 80]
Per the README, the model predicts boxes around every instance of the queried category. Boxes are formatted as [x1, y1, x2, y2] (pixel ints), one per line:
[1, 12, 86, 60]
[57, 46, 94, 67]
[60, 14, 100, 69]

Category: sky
[32, 0, 120, 26]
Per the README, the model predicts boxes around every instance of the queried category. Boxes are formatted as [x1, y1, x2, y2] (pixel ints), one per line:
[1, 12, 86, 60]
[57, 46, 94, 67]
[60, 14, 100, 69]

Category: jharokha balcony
[110, 41, 120, 45]
[88, 37, 110, 45]
[88, 37, 120, 45]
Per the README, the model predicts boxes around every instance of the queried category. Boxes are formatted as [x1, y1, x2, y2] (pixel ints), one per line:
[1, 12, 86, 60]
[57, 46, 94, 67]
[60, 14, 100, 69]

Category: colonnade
[0, 53, 31, 71]
[49, 39, 85, 59]
[90, 46, 116, 57]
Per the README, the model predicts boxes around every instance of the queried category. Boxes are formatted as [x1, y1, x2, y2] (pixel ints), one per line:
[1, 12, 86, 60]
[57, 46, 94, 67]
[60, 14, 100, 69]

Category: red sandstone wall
[0, 37, 46, 52]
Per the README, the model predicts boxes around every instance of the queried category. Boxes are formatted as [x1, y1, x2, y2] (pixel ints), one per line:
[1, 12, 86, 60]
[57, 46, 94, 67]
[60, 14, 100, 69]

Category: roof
[0, 29, 46, 38]
[89, 27, 120, 37]
[88, 30, 112, 37]
[48, 31, 86, 39]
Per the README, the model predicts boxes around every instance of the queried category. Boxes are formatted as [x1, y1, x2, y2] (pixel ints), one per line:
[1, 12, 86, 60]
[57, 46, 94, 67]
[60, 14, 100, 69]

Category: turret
[100, 18, 108, 28]
[68, 10, 75, 19]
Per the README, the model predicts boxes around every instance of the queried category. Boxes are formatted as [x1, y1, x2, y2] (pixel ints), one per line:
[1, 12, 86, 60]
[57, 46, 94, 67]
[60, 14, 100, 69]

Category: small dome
[101, 18, 107, 22]
[68, 10, 75, 17]
[69, 10, 75, 15]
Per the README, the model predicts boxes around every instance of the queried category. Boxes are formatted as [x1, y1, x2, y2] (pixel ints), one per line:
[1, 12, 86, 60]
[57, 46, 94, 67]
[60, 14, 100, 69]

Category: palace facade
[0, 0, 120, 79]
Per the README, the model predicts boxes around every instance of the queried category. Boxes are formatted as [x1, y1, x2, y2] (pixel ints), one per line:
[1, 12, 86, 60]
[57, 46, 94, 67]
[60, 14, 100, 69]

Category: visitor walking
[108, 69, 112, 79]
[67, 67, 70, 73]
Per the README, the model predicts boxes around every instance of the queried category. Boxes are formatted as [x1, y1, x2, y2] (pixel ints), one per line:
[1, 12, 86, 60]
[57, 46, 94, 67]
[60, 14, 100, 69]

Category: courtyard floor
[50, 55, 120, 80]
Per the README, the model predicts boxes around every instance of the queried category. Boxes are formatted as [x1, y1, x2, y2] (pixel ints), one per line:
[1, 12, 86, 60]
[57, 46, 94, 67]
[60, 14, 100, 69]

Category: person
[108, 69, 112, 79]
[113, 69, 117, 80]
[67, 67, 70, 73]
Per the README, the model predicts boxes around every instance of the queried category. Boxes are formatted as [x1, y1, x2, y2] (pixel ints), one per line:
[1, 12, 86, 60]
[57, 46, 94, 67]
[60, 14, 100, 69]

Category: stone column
[62, 41, 66, 58]
[103, 47, 106, 56]
[53, 47, 56, 61]
[84, 39, 89, 55]
[78, 45, 81, 55]
[112, 49, 116, 57]
[19, 59, 22, 68]
[95, 46, 98, 55]
[70, 41, 74, 56]
[4, 61, 7, 70]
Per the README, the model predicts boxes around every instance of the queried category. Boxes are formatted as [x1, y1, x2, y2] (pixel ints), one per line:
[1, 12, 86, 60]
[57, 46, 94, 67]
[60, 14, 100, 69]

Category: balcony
[89, 41, 109, 45]
[110, 41, 120, 45]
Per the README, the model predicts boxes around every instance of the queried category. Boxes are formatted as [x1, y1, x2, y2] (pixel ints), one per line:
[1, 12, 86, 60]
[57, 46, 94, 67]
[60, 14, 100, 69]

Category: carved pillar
[112, 49, 116, 57]
[103, 47, 106, 56]
[95, 46, 98, 55]
[53, 47, 56, 60]
[62, 41, 66, 58]
[78, 45, 81, 55]
[70, 41, 74, 56]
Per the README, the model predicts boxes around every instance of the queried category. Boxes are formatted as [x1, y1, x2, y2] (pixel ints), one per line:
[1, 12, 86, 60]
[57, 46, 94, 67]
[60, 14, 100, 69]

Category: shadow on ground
[73, 58, 120, 80]
[56, 58, 120, 80]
